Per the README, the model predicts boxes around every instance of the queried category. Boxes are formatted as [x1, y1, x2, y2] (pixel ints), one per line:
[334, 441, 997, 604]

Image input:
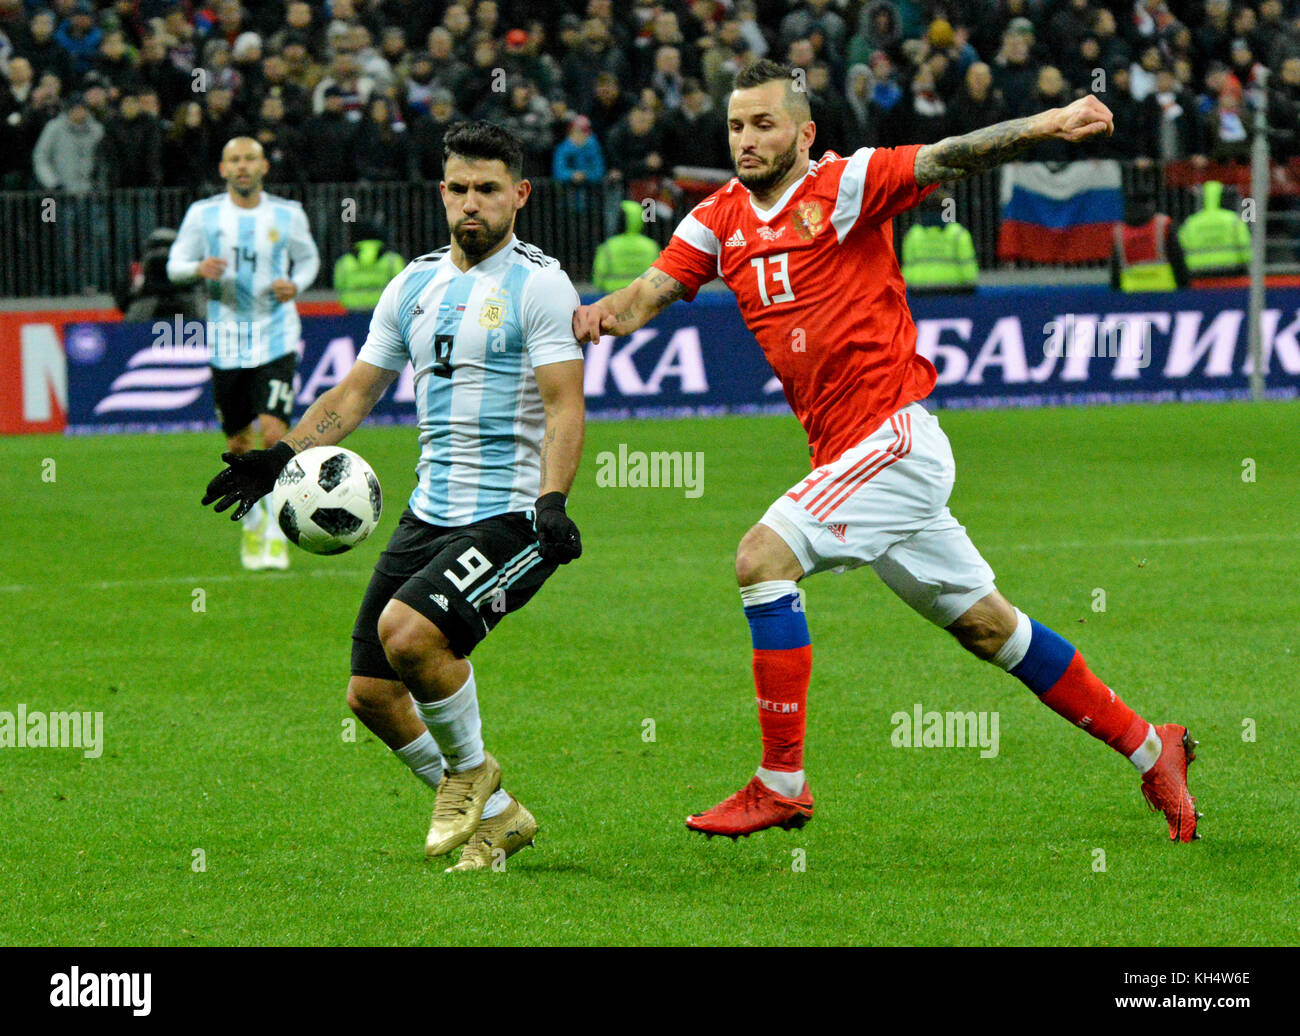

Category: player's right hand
[197, 257, 228, 280]
[201, 442, 296, 521]
[572, 303, 615, 345]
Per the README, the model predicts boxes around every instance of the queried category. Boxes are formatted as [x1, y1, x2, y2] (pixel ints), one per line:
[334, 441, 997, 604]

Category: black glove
[201, 441, 296, 521]
[533, 491, 582, 564]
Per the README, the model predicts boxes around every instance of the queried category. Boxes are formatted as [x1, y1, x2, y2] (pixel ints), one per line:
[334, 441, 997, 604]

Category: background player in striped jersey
[169, 137, 321, 571]
[201, 123, 586, 871]
[574, 61, 1201, 844]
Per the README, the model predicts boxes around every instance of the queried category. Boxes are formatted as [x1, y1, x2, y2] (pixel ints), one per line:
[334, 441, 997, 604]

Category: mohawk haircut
[732, 59, 812, 122]
[442, 120, 524, 180]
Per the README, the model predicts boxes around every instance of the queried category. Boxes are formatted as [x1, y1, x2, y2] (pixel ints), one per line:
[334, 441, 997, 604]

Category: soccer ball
[270, 446, 382, 555]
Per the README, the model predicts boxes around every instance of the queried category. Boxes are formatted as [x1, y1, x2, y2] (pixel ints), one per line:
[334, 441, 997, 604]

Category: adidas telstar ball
[270, 446, 382, 555]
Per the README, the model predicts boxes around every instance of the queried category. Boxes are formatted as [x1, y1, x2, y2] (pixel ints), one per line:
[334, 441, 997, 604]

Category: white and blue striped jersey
[167, 192, 320, 370]
[357, 236, 583, 528]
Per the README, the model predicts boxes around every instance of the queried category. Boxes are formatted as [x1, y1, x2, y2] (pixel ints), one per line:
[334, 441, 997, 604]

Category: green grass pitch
[1, 400, 1297, 946]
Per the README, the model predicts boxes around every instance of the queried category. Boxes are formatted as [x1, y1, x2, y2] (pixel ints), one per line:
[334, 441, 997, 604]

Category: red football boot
[1140, 724, 1202, 843]
[686, 776, 814, 839]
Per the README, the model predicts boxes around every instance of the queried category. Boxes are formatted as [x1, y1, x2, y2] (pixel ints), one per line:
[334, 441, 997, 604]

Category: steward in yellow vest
[1177, 180, 1251, 276]
[900, 192, 977, 292]
[334, 220, 405, 311]
[1111, 193, 1188, 292]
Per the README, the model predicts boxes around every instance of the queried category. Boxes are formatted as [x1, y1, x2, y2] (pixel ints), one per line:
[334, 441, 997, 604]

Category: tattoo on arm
[287, 406, 343, 452]
[914, 116, 1046, 186]
[642, 269, 688, 311]
[539, 424, 556, 488]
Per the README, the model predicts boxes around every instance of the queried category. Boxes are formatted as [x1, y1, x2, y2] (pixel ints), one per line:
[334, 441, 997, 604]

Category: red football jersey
[653, 144, 939, 467]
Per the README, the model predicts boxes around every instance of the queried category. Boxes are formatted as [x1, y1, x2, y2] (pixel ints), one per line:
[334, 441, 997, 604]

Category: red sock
[1040, 652, 1149, 756]
[752, 646, 811, 771]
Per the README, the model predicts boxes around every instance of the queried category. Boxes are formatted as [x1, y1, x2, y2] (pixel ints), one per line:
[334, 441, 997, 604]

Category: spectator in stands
[500, 26, 558, 99]
[202, 84, 249, 169]
[1027, 67, 1080, 161]
[552, 114, 605, 186]
[92, 28, 137, 96]
[493, 78, 553, 179]
[993, 25, 1039, 118]
[1258, 0, 1291, 67]
[269, 1, 326, 60]
[1046, 0, 1093, 60]
[563, 18, 630, 116]
[1197, 0, 1233, 72]
[1100, 63, 1147, 160]
[843, 63, 882, 149]
[281, 33, 325, 95]
[409, 87, 457, 181]
[379, 27, 411, 87]
[21, 8, 74, 86]
[587, 70, 631, 145]
[651, 46, 687, 112]
[302, 86, 357, 181]
[441, 3, 474, 61]
[1141, 65, 1205, 164]
[662, 78, 728, 171]
[424, 27, 467, 96]
[453, 33, 499, 118]
[400, 51, 438, 119]
[253, 93, 304, 184]
[116, 227, 205, 322]
[79, 74, 112, 122]
[162, 100, 212, 187]
[635, 9, 702, 84]
[254, 52, 309, 126]
[99, 87, 161, 188]
[33, 90, 101, 192]
[607, 104, 666, 189]
[948, 61, 1007, 140]
[702, 20, 751, 110]
[0, 56, 38, 188]
[346, 25, 394, 93]
[354, 95, 409, 182]
[1063, 34, 1103, 95]
[55, 1, 103, 81]
[1130, 45, 1164, 102]
[312, 50, 374, 122]
[1228, 37, 1263, 91]
[230, 33, 265, 114]
[848, 2, 904, 70]
[1089, 6, 1131, 73]
[1269, 56, 1300, 162]
[136, 32, 189, 115]
[889, 57, 944, 147]
[780, 0, 847, 65]
[1206, 82, 1250, 164]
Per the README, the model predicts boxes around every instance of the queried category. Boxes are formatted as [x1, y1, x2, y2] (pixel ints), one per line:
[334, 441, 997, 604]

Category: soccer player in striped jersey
[168, 137, 321, 572]
[201, 122, 585, 871]
[575, 61, 1201, 844]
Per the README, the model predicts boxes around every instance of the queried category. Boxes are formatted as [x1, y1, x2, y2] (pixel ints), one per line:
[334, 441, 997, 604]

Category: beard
[451, 213, 510, 260]
[735, 137, 800, 195]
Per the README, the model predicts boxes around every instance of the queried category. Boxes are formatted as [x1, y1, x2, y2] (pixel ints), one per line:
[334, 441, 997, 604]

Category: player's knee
[735, 525, 801, 586]
[346, 676, 392, 717]
[377, 604, 451, 677]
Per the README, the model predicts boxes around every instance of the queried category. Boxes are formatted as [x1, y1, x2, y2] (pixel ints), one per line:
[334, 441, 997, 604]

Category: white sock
[414, 664, 485, 772]
[481, 788, 510, 819]
[991, 608, 1032, 671]
[241, 496, 266, 532]
[756, 766, 805, 798]
[1129, 723, 1163, 773]
[263, 495, 286, 540]
[393, 729, 443, 789]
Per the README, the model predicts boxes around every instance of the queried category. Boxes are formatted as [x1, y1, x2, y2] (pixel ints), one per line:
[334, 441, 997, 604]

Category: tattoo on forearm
[314, 407, 341, 436]
[539, 425, 556, 487]
[914, 116, 1043, 186]
[288, 406, 342, 452]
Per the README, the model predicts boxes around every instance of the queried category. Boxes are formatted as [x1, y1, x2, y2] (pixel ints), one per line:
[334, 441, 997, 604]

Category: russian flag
[997, 160, 1124, 264]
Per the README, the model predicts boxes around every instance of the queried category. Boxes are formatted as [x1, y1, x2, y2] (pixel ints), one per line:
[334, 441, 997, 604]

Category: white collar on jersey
[747, 164, 815, 223]
[447, 233, 520, 274]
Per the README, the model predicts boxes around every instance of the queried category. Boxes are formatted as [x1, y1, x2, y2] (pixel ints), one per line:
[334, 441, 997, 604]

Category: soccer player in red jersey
[573, 60, 1201, 843]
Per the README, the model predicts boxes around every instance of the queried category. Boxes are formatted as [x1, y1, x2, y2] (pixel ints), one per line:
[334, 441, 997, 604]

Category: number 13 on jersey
[751, 252, 795, 306]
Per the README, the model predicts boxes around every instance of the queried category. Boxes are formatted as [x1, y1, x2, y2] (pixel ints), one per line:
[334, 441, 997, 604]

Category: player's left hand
[1050, 95, 1114, 142]
[271, 279, 297, 302]
[533, 491, 582, 564]
[202, 442, 296, 521]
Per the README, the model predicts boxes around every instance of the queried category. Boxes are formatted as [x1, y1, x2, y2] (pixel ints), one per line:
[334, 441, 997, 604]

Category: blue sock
[1009, 619, 1078, 696]
[743, 594, 810, 649]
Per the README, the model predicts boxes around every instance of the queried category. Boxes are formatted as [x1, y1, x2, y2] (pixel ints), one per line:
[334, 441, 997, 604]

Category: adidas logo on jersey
[428, 593, 448, 610]
[725, 229, 746, 247]
[827, 523, 847, 543]
[411, 304, 424, 315]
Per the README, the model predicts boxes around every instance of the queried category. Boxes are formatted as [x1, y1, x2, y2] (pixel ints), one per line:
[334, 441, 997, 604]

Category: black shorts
[351, 507, 558, 677]
[210, 353, 297, 437]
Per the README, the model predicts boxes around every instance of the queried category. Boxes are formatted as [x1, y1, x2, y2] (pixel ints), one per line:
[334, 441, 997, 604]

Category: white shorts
[761, 403, 996, 627]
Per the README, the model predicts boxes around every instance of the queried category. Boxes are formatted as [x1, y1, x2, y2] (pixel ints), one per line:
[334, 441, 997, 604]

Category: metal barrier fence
[0, 163, 1285, 299]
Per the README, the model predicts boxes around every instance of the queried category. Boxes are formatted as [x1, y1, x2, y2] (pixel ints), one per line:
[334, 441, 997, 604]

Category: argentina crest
[479, 291, 507, 330]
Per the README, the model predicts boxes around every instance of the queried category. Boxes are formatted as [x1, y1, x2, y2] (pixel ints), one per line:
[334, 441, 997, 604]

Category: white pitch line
[1, 531, 1296, 595]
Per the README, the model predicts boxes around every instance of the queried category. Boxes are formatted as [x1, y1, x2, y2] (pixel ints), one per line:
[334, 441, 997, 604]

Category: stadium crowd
[2, 0, 1299, 195]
